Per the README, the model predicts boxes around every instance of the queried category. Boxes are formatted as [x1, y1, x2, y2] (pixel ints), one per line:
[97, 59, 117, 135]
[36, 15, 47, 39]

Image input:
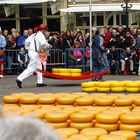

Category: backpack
[25, 33, 36, 50]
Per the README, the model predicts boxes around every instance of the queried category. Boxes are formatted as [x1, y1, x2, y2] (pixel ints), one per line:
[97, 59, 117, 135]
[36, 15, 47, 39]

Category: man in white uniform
[16, 24, 50, 88]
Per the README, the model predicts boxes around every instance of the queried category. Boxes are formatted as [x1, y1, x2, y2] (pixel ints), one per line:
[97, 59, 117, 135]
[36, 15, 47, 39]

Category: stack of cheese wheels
[120, 112, 140, 132]
[95, 112, 119, 131]
[98, 134, 127, 140]
[55, 128, 79, 139]
[81, 82, 100, 92]
[2, 95, 20, 104]
[70, 112, 94, 130]
[45, 111, 69, 128]
[111, 82, 125, 92]
[69, 134, 97, 140]
[52, 68, 82, 77]
[110, 130, 137, 140]
[97, 82, 110, 92]
[80, 128, 108, 137]
[125, 82, 139, 92]
[94, 96, 114, 106]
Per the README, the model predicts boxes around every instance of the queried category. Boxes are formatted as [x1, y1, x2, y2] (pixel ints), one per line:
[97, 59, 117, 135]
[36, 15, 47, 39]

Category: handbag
[0, 50, 5, 56]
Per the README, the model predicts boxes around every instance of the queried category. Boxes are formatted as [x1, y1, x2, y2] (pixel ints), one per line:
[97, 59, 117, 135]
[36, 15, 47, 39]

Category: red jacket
[104, 32, 112, 48]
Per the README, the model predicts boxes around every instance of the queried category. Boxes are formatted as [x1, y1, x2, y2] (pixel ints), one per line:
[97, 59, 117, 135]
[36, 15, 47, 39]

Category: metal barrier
[64, 48, 90, 72]
[4, 49, 65, 74]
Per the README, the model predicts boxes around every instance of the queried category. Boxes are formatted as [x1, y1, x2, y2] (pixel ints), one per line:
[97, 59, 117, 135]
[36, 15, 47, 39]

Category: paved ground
[0, 75, 140, 95]
[0, 75, 140, 139]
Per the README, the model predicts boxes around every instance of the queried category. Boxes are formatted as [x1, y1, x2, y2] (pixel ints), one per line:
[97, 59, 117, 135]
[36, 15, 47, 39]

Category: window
[108, 15, 113, 25]
[121, 14, 126, 25]
[97, 15, 104, 26]
[76, 13, 83, 26]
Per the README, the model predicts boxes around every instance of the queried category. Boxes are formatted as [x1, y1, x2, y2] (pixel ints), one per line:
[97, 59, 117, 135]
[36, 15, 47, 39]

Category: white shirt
[29, 31, 50, 52]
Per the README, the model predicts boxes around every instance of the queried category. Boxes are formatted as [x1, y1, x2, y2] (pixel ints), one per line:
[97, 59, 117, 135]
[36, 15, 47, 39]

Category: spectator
[123, 32, 133, 49]
[120, 47, 135, 75]
[17, 30, 28, 49]
[11, 28, 16, 34]
[104, 27, 112, 48]
[0, 116, 60, 140]
[38, 48, 48, 71]
[76, 34, 86, 48]
[68, 40, 84, 66]
[117, 26, 125, 37]
[109, 29, 121, 48]
[108, 46, 120, 75]
[3, 29, 9, 41]
[18, 47, 28, 73]
[0, 27, 6, 78]
[28, 28, 33, 36]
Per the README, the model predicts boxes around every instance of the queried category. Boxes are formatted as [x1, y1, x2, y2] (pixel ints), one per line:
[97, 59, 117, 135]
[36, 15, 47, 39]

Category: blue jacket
[0, 35, 6, 49]
[92, 34, 107, 60]
[17, 35, 28, 48]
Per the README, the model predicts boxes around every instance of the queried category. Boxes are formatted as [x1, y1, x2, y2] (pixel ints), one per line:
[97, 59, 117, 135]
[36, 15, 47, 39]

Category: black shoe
[16, 79, 22, 88]
[36, 83, 47, 87]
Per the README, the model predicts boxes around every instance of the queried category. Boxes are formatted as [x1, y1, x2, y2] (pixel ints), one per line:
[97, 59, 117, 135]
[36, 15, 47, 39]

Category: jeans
[92, 58, 106, 81]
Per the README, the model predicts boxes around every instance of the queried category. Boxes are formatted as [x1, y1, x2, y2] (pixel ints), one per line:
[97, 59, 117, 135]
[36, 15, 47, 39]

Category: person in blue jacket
[92, 27, 108, 81]
[17, 30, 28, 49]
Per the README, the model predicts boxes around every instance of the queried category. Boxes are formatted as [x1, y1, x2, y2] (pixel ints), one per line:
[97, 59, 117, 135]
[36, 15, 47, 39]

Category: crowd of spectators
[0, 25, 140, 78]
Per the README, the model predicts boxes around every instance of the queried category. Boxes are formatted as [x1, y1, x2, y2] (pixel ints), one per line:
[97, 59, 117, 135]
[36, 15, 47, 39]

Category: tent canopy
[0, 0, 56, 4]
[60, 3, 140, 13]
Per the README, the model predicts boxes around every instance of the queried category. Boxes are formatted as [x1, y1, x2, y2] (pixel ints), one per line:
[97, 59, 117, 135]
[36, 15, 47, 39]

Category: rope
[38, 69, 110, 80]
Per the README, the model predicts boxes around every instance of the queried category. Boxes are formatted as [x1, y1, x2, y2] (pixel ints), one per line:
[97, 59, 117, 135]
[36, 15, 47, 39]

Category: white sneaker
[0, 75, 4, 78]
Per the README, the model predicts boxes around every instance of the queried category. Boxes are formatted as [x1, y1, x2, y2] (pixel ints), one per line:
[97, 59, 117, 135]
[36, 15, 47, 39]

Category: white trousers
[17, 50, 43, 84]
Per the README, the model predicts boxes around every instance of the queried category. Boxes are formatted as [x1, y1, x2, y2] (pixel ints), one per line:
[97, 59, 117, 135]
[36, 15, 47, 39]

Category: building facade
[0, 0, 140, 33]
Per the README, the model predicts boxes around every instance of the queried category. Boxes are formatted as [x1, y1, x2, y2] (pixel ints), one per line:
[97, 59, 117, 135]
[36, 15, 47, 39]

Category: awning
[60, 3, 140, 13]
[0, 0, 56, 4]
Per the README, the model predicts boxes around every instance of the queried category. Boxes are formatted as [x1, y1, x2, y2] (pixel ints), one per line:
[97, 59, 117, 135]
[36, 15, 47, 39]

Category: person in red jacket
[103, 27, 112, 48]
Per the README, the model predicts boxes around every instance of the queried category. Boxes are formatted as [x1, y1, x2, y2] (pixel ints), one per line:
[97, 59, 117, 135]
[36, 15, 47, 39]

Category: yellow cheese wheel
[56, 128, 79, 137]
[94, 97, 114, 106]
[70, 134, 97, 140]
[52, 68, 59, 73]
[97, 87, 110, 92]
[71, 73, 81, 77]
[114, 98, 133, 106]
[98, 134, 127, 140]
[18, 92, 36, 96]
[134, 98, 140, 106]
[20, 105, 40, 109]
[70, 122, 93, 130]
[121, 81, 133, 86]
[59, 68, 71, 73]
[38, 96, 55, 104]
[3, 111, 21, 116]
[96, 113, 119, 124]
[120, 113, 140, 124]
[70, 69, 82, 73]
[111, 82, 125, 87]
[20, 96, 38, 104]
[48, 122, 69, 129]
[119, 124, 140, 132]
[56, 96, 75, 105]
[111, 87, 125, 92]
[95, 123, 119, 131]
[81, 82, 100, 88]
[90, 93, 108, 97]
[75, 97, 94, 106]
[98, 82, 111, 88]
[80, 128, 107, 136]
[82, 87, 97, 92]
[59, 73, 71, 76]
[2, 95, 19, 104]
[22, 111, 44, 119]
[45, 112, 69, 123]
[37, 93, 54, 97]
[125, 88, 139, 92]
[126, 82, 139, 88]
[70, 113, 94, 123]
[110, 130, 137, 140]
